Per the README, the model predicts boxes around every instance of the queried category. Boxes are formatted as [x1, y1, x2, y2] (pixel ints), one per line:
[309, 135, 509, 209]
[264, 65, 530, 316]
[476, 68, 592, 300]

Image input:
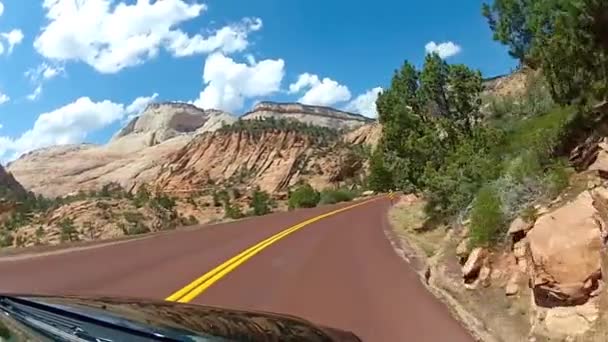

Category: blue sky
[0, 0, 516, 162]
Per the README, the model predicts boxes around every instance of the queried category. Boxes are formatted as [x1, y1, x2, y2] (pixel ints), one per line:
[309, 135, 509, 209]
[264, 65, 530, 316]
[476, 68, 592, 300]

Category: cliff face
[0, 164, 27, 199]
[343, 122, 382, 147]
[155, 127, 368, 194]
[8, 102, 377, 198]
[241, 102, 374, 130]
[8, 103, 236, 197]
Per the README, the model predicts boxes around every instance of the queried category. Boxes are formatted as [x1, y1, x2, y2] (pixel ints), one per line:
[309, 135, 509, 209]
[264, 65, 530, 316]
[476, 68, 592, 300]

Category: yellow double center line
[165, 197, 381, 303]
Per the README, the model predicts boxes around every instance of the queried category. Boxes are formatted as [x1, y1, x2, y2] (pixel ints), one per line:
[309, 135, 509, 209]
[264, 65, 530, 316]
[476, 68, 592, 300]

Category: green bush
[250, 189, 272, 216]
[213, 190, 229, 207]
[0, 232, 13, 247]
[218, 117, 339, 147]
[128, 223, 150, 235]
[319, 188, 356, 205]
[181, 215, 199, 226]
[150, 193, 176, 211]
[133, 185, 151, 208]
[224, 200, 244, 219]
[59, 218, 79, 242]
[520, 206, 538, 223]
[288, 183, 320, 209]
[367, 149, 394, 192]
[123, 211, 145, 224]
[469, 186, 505, 247]
[502, 106, 573, 157]
[422, 127, 504, 217]
[543, 160, 570, 198]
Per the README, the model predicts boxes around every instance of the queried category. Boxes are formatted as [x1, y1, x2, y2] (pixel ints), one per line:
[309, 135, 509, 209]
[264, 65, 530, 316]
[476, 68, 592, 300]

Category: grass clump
[469, 186, 505, 248]
[249, 188, 272, 216]
[288, 183, 320, 210]
[224, 199, 244, 219]
[319, 188, 357, 205]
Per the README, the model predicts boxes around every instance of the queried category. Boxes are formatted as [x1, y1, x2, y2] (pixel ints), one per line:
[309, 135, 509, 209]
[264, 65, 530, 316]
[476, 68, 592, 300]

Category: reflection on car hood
[0, 294, 362, 341]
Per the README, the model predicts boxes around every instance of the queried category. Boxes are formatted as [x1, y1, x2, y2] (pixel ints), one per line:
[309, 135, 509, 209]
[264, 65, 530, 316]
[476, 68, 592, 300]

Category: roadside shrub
[123, 211, 144, 224]
[520, 205, 538, 223]
[133, 185, 151, 208]
[367, 149, 394, 192]
[181, 215, 199, 226]
[469, 185, 505, 247]
[213, 190, 229, 207]
[250, 189, 272, 216]
[423, 127, 504, 218]
[0, 232, 13, 247]
[319, 188, 356, 205]
[224, 199, 244, 219]
[493, 174, 542, 222]
[543, 160, 570, 198]
[502, 106, 573, 157]
[127, 223, 150, 235]
[151, 193, 176, 211]
[288, 183, 320, 209]
[59, 218, 79, 242]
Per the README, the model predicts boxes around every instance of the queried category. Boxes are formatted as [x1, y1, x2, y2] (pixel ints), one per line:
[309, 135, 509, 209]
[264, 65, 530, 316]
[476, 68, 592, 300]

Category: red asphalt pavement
[0, 197, 473, 341]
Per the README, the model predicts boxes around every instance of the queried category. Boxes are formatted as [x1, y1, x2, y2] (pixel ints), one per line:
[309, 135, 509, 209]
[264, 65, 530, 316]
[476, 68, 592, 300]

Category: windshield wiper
[0, 296, 198, 341]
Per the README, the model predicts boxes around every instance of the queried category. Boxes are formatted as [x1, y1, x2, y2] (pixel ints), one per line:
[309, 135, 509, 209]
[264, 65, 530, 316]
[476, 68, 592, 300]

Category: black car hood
[0, 294, 361, 342]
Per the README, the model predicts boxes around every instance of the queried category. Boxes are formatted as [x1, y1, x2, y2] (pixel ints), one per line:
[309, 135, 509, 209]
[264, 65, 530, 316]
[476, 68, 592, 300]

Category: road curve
[0, 197, 472, 341]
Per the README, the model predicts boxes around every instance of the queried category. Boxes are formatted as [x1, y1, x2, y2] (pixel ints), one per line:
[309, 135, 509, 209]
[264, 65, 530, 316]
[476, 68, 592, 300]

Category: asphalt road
[0, 197, 473, 341]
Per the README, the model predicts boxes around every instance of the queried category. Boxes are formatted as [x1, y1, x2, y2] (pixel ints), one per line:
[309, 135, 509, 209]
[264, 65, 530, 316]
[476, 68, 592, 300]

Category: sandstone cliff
[8, 103, 236, 198]
[0, 164, 26, 199]
[8, 102, 377, 198]
[241, 102, 373, 130]
[156, 120, 371, 194]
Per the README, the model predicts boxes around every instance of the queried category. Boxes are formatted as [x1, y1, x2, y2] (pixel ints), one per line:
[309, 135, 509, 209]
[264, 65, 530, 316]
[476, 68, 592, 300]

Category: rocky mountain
[0, 164, 27, 200]
[155, 121, 369, 194]
[241, 102, 374, 130]
[7, 103, 236, 198]
[8, 102, 377, 198]
[0, 101, 378, 249]
[111, 102, 236, 149]
[482, 67, 537, 98]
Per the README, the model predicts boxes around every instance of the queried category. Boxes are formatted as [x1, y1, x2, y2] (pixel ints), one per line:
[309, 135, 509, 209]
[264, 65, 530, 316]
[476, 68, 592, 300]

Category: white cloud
[193, 53, 285, 112]
[0, 2, 4, 17]
[35, 0, 262, 73]
[26, 85, 43, 101]
[425, 41, 462, 59]
[126, 92, 158, 117]
[0, 92, 8, 105]
[0, 29, 24, 54]
[344, 87, 383, 118]
[168, 18, 262, 57]
[24, 63, 65, 101]
[26, 63, 64, 82]
[288, 73, 319, 94]
[42, 65, 61, 79]
[0, 95, 155, 160]
[289, 73, 351, 107]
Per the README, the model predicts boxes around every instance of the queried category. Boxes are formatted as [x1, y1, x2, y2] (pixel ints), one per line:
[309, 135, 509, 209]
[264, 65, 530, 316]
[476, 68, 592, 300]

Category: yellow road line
[165, 197, 382, 303]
